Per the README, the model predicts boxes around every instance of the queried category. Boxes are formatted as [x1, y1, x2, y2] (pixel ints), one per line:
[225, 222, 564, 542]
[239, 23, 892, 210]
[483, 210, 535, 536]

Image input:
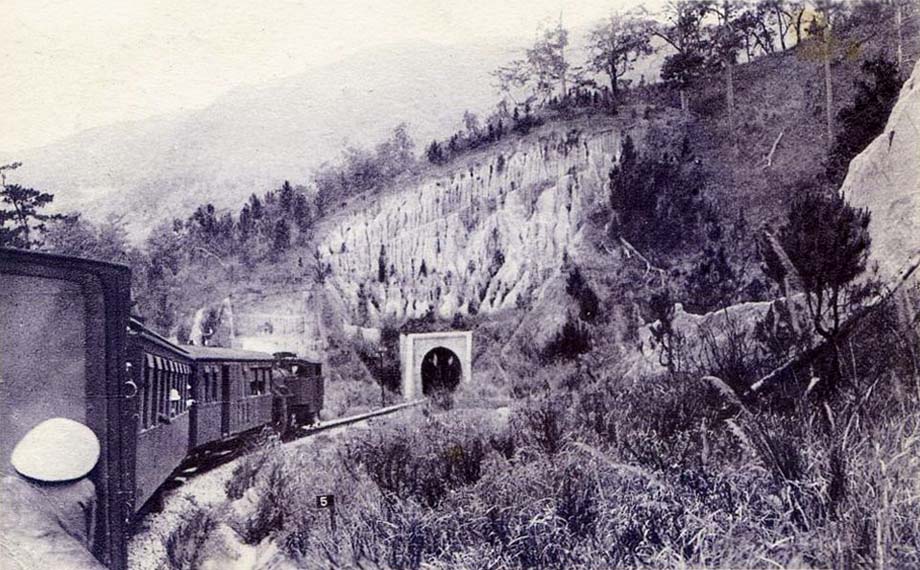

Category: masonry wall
[400, 332, 472, 400]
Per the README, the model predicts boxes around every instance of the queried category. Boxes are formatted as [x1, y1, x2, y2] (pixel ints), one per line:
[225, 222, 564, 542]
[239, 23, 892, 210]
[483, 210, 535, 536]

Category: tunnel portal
[399, 331, 472, 400]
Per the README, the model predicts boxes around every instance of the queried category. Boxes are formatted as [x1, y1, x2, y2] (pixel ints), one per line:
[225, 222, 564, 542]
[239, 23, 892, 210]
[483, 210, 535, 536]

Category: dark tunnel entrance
[420, 347, 462, 395]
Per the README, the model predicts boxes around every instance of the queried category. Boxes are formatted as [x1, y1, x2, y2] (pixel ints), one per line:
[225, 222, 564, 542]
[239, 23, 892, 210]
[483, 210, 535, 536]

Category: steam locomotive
[0, 248, 323, 570]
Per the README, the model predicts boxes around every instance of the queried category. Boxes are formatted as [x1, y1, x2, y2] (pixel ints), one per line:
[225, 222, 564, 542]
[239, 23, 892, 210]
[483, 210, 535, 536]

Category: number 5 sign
[316, 494, 337, 532]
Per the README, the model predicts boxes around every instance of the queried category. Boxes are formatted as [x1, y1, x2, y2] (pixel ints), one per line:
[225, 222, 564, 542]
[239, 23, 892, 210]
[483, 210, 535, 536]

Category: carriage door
[220, 364, 231, 435]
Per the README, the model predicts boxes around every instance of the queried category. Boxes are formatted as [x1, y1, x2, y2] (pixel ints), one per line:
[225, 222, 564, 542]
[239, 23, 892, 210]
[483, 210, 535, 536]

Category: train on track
[0, 248, 323, 570]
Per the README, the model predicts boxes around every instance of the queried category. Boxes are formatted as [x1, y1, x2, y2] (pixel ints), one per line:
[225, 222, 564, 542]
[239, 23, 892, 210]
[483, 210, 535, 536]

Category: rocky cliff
[317, 118, 631, 324]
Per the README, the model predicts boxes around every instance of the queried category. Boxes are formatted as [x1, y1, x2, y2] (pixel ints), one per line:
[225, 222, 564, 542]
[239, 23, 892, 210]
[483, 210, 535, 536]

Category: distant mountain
[5, 41, 515, 240]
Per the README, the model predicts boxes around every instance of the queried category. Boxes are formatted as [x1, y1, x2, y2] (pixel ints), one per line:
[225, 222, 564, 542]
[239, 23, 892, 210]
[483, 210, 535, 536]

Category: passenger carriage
[0, 248, 323, 570]
[126, 318, 195, 512]
[183, 345, 276, 447]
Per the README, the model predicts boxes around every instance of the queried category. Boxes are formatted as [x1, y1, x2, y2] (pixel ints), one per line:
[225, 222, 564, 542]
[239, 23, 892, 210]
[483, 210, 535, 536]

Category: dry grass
[205, 297, 920, 570]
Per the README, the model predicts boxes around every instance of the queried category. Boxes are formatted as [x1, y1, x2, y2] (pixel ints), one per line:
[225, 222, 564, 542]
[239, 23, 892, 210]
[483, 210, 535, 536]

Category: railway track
[160, 399, 425, 496]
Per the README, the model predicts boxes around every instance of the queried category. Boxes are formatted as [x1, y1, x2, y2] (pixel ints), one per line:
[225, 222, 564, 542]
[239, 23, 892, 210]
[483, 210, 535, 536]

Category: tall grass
[214, 303, 919, 569]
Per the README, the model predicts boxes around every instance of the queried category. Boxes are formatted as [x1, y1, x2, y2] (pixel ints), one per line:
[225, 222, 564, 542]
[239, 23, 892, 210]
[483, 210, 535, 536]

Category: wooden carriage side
[0, 249, 132, 570]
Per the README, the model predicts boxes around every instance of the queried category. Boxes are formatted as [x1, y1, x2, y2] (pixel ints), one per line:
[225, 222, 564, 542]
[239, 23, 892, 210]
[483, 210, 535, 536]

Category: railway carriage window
[153, 357, 161, 420]
[158, 356, 168, 420]
[168, 361, 175, 417]
[176, 362, 183, 413]
[155, 357, 160, 418]
[161, 360, 168, 417]
[173, 362, 179, 414]
[184, 365, 191, 410]
[182, 366, 187, 411]
[180, 364, 186, 411]
[142, 355, 152, 429]
[165, 360, 172, 417]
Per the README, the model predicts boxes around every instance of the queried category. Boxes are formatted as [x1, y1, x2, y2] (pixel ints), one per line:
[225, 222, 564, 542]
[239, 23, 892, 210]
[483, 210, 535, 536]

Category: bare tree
[492, 20, 572, 107]
[526, 21, 571, 102]
[492, 59, 531, 106]
[783, 0, 809, 46]
[757, 0, 794, 51]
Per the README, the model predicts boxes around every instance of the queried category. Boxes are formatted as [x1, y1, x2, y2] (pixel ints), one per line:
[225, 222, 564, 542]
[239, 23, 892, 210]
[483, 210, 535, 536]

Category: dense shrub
[565, 265, 600, 323]
[344, 419, 490, 508]
[541, 315, 592, 363]
[827, 55, 904, 185]
[225, 450, 265, 500]
[608, 133, 707, 254]
[165, 501, 217, 570]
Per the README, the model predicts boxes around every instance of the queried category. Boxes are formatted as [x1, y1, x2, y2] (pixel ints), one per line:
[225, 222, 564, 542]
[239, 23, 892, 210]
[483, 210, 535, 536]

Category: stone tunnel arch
[399, 331, 472, 400]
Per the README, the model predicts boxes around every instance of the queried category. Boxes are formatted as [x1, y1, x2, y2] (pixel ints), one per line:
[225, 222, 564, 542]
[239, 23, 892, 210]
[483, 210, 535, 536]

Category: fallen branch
[620, 237, 667, 285]
[761, 130, 784, 169]
[194, 246, 228, 269]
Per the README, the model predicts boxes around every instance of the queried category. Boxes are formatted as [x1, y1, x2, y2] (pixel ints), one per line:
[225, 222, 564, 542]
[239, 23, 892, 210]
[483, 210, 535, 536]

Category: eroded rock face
[319, 126, 624, 323]
[839, 60, 920, 283]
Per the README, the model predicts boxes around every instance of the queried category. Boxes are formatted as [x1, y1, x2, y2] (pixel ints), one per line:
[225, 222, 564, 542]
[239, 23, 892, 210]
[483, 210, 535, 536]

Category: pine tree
[272, 219, 291, 256]
[779, 189, 871, 392]
[1, 163, 62, 249]
[279, 180, 295, 213]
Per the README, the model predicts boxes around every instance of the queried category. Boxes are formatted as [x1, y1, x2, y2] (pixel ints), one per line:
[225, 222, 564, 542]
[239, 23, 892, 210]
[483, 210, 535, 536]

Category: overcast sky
[1, 0, 662, 153]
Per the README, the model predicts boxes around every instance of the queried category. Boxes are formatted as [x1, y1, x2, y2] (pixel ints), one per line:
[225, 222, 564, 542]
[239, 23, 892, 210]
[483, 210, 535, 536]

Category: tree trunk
[896, 1, 904, 74]
[823, 16, 835, 148]
[726, 60, 735, 144]
[776, 8, 787, 51]
[609, 65, 619, 101]
[680, 89, 689, 114]
[794, 11, 804, 45]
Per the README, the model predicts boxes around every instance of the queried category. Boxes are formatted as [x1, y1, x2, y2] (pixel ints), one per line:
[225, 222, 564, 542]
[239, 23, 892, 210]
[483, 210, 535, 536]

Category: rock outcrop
[318, 121, 627, 323]
[839, 60, 920, 283]
[840, 59, 920, 333]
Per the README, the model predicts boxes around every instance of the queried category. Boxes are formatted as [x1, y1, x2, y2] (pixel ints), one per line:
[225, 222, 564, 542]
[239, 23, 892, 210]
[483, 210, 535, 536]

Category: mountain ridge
[4, 40, 516, 239]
